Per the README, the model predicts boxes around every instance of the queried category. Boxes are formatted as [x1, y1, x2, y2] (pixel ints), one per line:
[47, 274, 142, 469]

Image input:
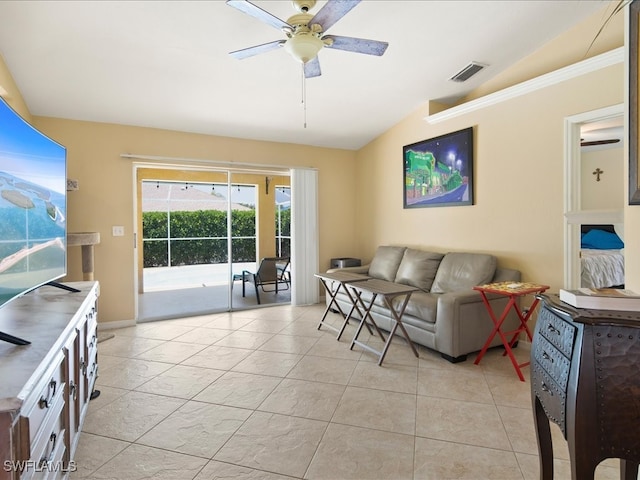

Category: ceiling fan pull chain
[301, 63, 305, 106]
[301, 63, 307, 129]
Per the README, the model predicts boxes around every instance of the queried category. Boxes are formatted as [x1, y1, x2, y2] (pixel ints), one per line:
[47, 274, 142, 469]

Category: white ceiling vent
[450, 62, 486, 82]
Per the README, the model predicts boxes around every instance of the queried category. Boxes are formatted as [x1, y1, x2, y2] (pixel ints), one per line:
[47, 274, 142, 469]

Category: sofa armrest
[492, 267, 522, 283]
[434, 289, 517, 359]
[326, 264, 370, 274]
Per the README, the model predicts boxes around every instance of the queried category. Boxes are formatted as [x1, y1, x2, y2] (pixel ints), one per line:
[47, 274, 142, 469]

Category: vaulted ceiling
[0, 1, 612, 150]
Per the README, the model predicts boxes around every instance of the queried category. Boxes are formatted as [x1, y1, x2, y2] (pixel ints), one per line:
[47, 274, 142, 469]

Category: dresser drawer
[532, 363, 567, 435]
[21, 389, 65, 480]
[532, 333, 571, 391]
[22, 352, 65, 447]
[85, 304, 97, 347]
[30, 429, 66, 480]
[30, 385, 64, 465]
[537, 307, 576, 358]
[86, 320, 98, 371]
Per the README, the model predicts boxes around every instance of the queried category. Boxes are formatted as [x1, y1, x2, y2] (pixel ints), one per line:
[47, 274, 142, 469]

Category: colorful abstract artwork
[403, 127, 474, 208]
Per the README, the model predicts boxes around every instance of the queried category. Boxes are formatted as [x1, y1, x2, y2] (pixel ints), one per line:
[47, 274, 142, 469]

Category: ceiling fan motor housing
[284, 12, 324, 63]
[286, 13, 316, 29]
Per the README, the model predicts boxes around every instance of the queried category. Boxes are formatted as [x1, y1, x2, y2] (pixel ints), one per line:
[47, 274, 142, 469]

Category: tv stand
[0, 282, 83, 346]
[46, 280, 81, 293]
[0, 282, 99, 480]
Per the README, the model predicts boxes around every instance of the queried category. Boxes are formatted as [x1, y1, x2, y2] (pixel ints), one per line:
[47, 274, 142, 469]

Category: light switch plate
[112, 226, 125, 236]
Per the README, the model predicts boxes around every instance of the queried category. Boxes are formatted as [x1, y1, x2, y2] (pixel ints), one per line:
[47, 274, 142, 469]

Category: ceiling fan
[580, 139, 621, 147]
[580, 125, 623, 148]
[226, 0, 389, 78]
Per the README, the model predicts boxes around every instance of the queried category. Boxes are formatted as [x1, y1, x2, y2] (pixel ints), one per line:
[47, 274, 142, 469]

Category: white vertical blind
[290, 168, 319, 305]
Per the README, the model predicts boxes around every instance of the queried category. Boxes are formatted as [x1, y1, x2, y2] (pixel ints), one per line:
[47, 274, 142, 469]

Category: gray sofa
[326, 245, 522, 362]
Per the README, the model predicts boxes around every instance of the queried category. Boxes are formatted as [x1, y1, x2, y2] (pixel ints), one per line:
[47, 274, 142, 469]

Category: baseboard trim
[98, 319, 136, 330]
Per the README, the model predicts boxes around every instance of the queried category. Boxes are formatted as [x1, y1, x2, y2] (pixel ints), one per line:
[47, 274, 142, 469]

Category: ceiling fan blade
[581, 139, 621, 147]
[304, 57, 321, 78]
[229, 40, 285, 60]
[309, 0, 361, 33]
[324, 35, 389, 56]
[226, 0, 292, 31]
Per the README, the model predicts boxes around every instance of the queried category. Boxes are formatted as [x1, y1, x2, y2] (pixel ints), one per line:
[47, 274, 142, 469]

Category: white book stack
[559, 288, 640, 311]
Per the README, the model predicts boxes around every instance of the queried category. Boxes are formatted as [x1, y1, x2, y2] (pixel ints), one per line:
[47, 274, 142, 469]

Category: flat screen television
[0, 97, 68, 345]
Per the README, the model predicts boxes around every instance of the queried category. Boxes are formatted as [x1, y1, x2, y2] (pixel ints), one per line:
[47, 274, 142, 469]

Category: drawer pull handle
[541, 382, 554, 396]
[70, 381, 77, 401]
[542, 351, 554, 363]
[39, 380, 57, 409]
[39, 432, 57, 467]
[546, 324, 559, 335]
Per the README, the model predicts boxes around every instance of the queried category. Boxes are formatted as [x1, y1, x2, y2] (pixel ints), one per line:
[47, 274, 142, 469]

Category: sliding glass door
[135, 168, 292, 322]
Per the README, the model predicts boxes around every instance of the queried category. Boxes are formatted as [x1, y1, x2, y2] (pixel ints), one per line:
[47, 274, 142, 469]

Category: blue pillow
[581, 229, 624, 249]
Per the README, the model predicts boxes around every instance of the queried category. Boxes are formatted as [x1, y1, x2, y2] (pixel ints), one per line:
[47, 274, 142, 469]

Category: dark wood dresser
[531, 294, 640, 480]
[0, 282, 99, 480]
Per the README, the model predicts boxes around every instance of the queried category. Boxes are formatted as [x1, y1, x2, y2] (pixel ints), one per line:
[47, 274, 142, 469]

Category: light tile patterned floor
[73, 304, 625, 480]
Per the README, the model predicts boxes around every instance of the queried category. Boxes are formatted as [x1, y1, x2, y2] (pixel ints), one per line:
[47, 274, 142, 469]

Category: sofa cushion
[394, 249, 444, 292]
[430, 252, 497, 293]
[368, 246, 406, 281]
[395, 292, 438, 324]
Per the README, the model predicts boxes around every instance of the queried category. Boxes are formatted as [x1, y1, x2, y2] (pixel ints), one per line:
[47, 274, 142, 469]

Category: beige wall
[580, 147, 624, 210]
[354, 63, 624, 291]
[28, 118, 357, 323]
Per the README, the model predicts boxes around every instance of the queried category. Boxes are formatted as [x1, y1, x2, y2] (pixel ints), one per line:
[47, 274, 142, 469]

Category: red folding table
[473, 281, 549, 381]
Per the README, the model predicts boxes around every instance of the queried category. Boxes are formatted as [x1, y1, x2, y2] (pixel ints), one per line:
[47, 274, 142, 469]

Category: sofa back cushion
[368, 246, 406, 281]
[394, 249, 444, 292]
[430, 252, 497, 293]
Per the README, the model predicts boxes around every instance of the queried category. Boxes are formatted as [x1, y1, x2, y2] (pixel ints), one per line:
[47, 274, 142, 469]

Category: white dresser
[0, 282, 99, 480]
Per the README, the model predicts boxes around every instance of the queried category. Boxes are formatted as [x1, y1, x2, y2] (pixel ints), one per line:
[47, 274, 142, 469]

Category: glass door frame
[133, 164, 292, 320]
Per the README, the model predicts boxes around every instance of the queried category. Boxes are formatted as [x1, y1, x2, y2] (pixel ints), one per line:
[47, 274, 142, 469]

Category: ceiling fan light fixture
[284, 33, 324, 63]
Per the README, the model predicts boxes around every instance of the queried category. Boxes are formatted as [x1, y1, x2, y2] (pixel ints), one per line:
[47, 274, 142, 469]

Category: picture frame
[403, 127, 474, 208]
[629, 0, 640, 204]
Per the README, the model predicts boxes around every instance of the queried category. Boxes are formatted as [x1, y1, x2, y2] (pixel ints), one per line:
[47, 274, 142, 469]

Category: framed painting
[403, 127, 474, 208]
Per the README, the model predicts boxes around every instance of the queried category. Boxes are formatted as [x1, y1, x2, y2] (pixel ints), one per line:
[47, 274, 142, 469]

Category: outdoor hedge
[142, 209, 290, 267]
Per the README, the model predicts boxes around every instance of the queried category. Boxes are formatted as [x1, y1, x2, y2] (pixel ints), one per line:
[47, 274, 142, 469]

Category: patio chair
[242, 256, 291, 304]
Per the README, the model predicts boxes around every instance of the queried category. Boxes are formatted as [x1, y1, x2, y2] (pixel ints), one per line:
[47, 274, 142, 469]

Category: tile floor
[73, 304, 627, 480]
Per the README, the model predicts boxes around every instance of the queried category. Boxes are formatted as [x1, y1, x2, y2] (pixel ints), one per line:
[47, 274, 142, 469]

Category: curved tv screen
[0, 97, 67, 308]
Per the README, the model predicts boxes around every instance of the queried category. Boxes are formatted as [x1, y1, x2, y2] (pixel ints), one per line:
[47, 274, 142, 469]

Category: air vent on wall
[450, 62, 486, 82]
